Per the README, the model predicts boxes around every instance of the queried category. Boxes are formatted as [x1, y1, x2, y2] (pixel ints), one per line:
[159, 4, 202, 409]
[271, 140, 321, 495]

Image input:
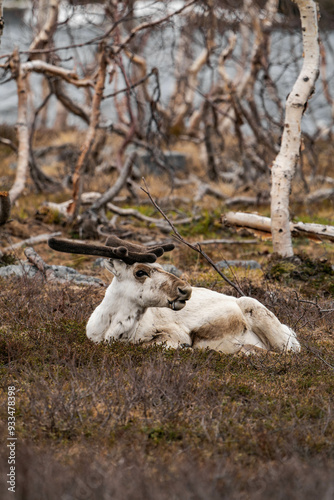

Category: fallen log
[42, 197, 199, 232]
[223, 211, 334, 243]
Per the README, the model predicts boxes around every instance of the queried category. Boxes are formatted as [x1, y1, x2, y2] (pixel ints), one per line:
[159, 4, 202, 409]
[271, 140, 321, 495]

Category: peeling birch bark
[271, 0, 320, 257]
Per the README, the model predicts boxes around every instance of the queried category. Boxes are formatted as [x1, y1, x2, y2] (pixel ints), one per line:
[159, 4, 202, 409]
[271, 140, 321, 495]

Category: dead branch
[28, 0, 59, 60]
[104, 202, 198, 231]
[3, 232, 61, 252]
[223, 211, 334, 243]
[68, 44, 108, 220]
[194, 181, 227, 202]
[197, 239, 259, 246]
[116, 0, 196, 55]
[225, 194, 270, 207]
[0, 137, 17, 152]
[50, 78, 90, 124]
[42, 195, 196, 231]
[24, 246, 52, 277]
[23, 60, 94, 87]
[88, 152, 136, 213]
[24, 247, 104, 287]
[142, 180, 245, 297]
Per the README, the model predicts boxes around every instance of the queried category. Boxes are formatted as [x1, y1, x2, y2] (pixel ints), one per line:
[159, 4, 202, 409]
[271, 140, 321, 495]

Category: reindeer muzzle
[168, 284, 192, 311]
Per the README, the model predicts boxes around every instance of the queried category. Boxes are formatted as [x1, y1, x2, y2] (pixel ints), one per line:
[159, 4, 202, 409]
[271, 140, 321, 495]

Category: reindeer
[48, 236, 301, 354]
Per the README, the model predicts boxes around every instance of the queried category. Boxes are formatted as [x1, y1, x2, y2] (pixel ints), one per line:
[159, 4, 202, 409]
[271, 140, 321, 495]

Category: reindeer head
[48, 235, 192, 311]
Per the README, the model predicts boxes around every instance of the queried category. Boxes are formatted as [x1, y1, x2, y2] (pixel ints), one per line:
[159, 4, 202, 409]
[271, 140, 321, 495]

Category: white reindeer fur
[86, 259, 300, 354]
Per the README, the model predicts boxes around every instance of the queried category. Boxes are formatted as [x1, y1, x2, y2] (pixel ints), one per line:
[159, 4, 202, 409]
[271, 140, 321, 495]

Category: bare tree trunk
[271, 0, 320, 257]
[9, 50, 29, 204]
[67, 45, 107, 220]
[28, 0, 59, 59]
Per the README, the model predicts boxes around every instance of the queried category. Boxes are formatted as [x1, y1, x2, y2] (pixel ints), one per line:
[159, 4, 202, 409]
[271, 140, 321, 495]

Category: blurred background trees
[0, 0, 333, 250]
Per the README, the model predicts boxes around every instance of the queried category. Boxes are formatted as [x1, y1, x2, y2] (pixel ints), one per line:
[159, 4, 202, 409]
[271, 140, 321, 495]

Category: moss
[265, 253, 334, 297]
[178, 208, 222, 237]
[35, 206, 66, 225]
[145, 425, 184, 444]
[0, 253, 17, 267]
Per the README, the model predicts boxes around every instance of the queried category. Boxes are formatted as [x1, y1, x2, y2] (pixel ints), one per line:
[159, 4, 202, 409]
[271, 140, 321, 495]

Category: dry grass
[0, 271, 333, 499]
[1, 130, 334, 499]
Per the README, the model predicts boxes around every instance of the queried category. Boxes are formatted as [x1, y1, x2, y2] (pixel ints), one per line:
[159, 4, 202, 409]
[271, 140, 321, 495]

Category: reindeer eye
[135, 269, 149, 278]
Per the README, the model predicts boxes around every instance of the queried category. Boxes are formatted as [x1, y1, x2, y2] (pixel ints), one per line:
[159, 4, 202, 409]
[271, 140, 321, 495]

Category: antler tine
[105, 235, 149, 253]
[147, 242, 175, 255]
[48, 237, 130, 260]
[48, 235, 174, 266]
[105, 235, 175, 262]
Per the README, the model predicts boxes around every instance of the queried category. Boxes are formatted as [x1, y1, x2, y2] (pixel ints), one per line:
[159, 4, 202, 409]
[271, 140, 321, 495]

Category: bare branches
[88, 152, 136, 213]
[141, 180, 245, 297]
[3, 232, 61, 252]
[28, 0, 59, 60]
[68, 44, 108, 220]
[23, 60, 94, 88]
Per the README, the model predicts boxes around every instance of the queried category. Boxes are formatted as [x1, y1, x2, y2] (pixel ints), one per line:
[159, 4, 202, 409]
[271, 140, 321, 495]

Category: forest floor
[0, 129, 334, 499]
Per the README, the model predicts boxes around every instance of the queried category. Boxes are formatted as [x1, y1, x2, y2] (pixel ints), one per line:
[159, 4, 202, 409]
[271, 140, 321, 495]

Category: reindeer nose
[177, 285, 192, 300]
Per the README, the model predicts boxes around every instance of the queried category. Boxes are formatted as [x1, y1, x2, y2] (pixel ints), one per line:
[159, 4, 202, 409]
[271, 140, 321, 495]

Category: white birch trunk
[271, 0, 320, 257]
[9, 50, 29, 204]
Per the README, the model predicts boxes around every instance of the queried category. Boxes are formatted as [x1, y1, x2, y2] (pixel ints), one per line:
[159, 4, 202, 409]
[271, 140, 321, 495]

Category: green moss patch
[265, 253, 334, 297]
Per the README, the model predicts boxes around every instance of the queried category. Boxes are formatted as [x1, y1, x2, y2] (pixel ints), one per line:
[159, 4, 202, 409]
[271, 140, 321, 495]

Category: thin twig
[141, 179, 245, 297]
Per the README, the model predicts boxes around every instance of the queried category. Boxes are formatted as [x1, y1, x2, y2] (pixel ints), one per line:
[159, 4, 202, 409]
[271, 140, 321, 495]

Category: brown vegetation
[1, 1, 334, 497]
[0, 270, 333, 499]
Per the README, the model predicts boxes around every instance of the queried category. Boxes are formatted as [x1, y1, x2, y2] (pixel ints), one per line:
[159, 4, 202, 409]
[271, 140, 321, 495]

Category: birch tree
[270, 0, 320, 257]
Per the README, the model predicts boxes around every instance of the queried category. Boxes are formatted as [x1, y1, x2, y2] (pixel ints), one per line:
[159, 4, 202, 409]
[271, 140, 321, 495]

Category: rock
[0, 263, 38, 278]
[93, 258, 105, 268]
[216, 260, 261, 270]
[161, 264, 183, 277]
[0, 262, 104, 286]
[136, 151, 188, 174]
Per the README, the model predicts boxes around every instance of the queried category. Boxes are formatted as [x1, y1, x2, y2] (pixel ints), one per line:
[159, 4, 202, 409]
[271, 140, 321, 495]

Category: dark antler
[48, 236, 175, 265]
[105, 235, 175, 258]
